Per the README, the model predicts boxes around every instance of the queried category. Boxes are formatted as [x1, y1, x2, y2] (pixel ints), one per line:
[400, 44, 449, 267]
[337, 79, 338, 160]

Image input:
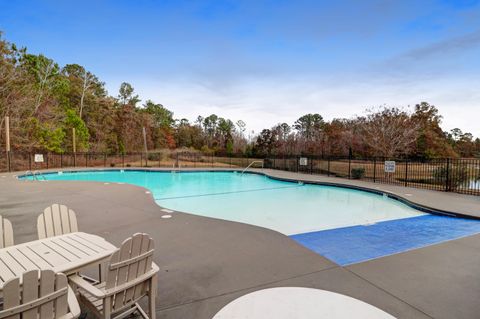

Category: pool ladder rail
[24, 170, 46, 181]
[241, 161, 264, 174]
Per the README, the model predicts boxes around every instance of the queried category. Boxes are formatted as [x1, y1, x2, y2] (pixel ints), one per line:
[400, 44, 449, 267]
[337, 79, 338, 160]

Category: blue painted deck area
[291, 215, 480, 266]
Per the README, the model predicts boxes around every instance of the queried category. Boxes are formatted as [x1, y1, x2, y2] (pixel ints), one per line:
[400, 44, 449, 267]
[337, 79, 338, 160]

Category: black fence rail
[0, 151, 264, 172]
[264, 155, 480, 196]
[1, 151, 479, 196]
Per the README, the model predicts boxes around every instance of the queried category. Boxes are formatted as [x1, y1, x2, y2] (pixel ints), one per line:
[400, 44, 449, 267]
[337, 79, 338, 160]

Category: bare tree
[33, 59, 54, 114]
[79, 68, 94, 119]
[360, 106, 419, 157]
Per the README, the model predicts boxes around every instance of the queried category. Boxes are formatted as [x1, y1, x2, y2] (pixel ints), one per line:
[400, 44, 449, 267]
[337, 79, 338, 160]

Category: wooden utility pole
[5, 116, 11, 171]
[72, 128, 76, 167]
[5, 116, 10, 152]
[142, 127, 148, 167]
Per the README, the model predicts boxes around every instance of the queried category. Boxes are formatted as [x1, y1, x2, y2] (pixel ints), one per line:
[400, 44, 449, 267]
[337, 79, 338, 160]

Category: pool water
[23, 170, 480, 265]
[26, 170, 423, 235]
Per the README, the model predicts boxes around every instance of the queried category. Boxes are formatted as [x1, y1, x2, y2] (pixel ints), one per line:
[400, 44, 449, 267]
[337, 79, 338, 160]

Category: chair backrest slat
[0, 215, 14, 248]
[133, 234, 154, 300]
[2, 276, 20, 319]
[120, 233, 143, 308]
[39, 270, 55, 319]
[0, 270, 70, 319]
[37, 204, 78, 239]
[51, 204, 62, 237]
[112, 236, 134, 312]
[21, 270, 39, 319]
[104, 233, 154, 312]
[54, 273, 68, 318]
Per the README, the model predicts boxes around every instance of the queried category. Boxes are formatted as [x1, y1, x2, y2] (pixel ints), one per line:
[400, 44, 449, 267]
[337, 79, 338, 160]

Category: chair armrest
[103, 267, 159, 297]
[67, 286, 81, 319]
[68, 274, 106, 298]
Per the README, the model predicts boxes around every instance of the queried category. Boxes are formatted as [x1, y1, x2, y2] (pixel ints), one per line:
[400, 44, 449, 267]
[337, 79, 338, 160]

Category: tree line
[255, 103, 480, 158]
[1, 33, 479, 159]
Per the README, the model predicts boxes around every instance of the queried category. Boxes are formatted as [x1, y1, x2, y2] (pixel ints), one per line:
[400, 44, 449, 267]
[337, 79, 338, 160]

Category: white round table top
[213, 287, 396, 319]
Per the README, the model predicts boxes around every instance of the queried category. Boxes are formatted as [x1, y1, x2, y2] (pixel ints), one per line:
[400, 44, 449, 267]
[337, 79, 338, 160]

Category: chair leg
[149, 275, 157, 319]
[103, 297, 111, 319]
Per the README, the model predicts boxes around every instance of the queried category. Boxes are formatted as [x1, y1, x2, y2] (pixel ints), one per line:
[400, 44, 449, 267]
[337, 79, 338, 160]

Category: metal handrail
[32, 170, 46, 181]
[241, 161, 264, 174]
[24, 170, 34, 180]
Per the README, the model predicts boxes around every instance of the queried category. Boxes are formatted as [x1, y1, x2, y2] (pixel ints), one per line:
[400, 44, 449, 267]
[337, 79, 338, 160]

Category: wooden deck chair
[0, 215, 14, 248]
[0, 270, 80, 319]
[37, 204, 78, 239]
[69, 233, 159, 319]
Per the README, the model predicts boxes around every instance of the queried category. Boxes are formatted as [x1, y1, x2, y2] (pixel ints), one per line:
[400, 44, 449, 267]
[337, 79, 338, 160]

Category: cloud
[399, 29, 480, 61]
[369, 28, 480, 83]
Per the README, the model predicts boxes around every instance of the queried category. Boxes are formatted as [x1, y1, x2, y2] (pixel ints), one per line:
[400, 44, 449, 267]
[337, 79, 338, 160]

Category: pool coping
[14, 167, 480, 221]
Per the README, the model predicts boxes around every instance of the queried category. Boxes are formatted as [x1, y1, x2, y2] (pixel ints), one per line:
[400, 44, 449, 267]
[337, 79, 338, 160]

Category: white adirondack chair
[0, 270, 80, 319]
[37, 204, 78, 239]
[0, 215, 14, 248]
[69, 233, 159, 319]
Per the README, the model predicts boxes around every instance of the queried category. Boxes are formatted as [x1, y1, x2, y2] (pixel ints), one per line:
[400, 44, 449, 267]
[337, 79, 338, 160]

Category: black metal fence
[264, 155, 480, 196]
[1, 151, 479, 196]
[0, 151, 263, 173]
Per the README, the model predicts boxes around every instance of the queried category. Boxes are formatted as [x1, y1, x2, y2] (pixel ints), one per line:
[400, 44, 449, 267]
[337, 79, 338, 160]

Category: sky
[1, 0, 480, 137]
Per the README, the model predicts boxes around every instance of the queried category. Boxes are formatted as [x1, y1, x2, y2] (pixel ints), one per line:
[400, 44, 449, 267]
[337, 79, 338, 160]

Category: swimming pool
[22, 170, 423, 234]
[21, 169, 480, 265]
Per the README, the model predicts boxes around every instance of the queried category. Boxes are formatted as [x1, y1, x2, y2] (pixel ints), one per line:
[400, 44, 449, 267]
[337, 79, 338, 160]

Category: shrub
[263, 158, 273, 168]
[147, 153, 160, 161]
[351, 168, 366, 179]
[432, 165, 469, 190]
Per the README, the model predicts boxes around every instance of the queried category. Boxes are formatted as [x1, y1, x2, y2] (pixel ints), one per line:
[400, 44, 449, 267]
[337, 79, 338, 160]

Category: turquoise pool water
[23, 170, 424, 235]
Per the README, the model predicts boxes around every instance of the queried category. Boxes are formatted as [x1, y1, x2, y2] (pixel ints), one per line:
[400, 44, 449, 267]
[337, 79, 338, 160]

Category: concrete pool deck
[1, 168, 480, 318]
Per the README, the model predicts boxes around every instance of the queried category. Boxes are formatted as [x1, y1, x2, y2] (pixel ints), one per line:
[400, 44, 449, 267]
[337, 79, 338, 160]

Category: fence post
[296, 156, 299, 172]
[122, 154, 125, 167]
[6, 152, 11, 173]
[46, 153, 49, 169]
[445, 158, 450, 192]
[327, 157, 330, 177]
[5, 116, 11, 172]
[142, 127, 148, 167]
[29, 153, 32, 171]
[404, 159, 408, 187]
[60, 153, 63, 168]
[85, 153, 88, 167]
[348, 155, 352, 179]
[104, 153, 107, 167]
[310, 157, 313, 174]
[373, 157, 376, 183]
[72, 128, 76, 168]
[140, 153, 143, 167]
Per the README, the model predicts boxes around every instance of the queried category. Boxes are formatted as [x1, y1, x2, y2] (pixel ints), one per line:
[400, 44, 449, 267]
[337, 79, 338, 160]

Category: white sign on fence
[384, 161, 396, 173]
[299, 157, 308, 166]
[34, 154, 44, 163]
